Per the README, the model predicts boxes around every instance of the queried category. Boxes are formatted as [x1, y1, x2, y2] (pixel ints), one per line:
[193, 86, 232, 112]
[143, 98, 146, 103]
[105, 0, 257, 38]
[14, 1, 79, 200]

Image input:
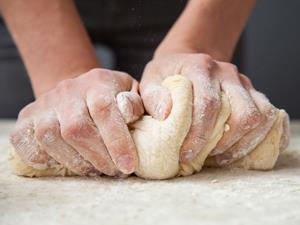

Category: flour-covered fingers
[87, 90, 138, 174]
[56, 94, 118, 176]
[10, 118, 52, 168]
[210, 62, 262, 156]
[180, 55, 221, 162]
[214, 74, 278, 165]
[34, 110, 96, 176]
[17, 102, 36, 120]
[11, 68, 143, 176]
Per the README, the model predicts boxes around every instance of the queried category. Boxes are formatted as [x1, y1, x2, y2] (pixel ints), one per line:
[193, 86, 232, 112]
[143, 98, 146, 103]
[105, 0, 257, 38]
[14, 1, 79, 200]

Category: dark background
[240, 0, 300, 119]
[0, 0, 299, 118]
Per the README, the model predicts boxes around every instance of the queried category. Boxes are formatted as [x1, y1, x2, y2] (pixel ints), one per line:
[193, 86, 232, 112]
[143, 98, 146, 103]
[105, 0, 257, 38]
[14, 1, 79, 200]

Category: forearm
[0, 0, 99, 96]
[155, 0, 256, 61]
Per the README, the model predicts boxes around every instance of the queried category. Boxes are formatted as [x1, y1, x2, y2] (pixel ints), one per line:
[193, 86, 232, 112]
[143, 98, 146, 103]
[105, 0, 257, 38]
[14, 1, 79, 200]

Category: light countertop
[1, 120, 300, 225]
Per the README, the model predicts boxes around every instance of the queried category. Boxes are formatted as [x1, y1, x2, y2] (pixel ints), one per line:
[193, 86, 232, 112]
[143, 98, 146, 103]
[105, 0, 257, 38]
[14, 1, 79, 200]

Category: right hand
[10, 68, 144, 176]
[140, 53, 275, 163]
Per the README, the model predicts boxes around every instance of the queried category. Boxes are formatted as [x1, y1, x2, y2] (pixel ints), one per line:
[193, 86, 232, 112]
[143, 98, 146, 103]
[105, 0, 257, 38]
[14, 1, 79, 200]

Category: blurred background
[238, 0, 300, 119]
[0, 0, 299, 118]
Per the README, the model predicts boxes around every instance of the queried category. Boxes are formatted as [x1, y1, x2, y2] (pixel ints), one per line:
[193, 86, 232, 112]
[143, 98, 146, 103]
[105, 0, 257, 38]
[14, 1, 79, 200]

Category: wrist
[154, 41, 198, 59]
[153, 45, 198, 59]
[31, 62, 100, 97]
[154, 39, 231, 61]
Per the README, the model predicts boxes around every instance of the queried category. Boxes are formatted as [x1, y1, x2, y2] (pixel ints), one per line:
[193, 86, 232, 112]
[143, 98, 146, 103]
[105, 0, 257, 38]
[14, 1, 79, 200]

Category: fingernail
[181, 149, 194, 162]
[116, 155, 134, 174]
[155, 103, 166, 120]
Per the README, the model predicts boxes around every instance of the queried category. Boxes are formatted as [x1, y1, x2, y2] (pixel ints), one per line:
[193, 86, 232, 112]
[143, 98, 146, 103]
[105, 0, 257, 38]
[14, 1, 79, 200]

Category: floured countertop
[1, 120, 300, 225]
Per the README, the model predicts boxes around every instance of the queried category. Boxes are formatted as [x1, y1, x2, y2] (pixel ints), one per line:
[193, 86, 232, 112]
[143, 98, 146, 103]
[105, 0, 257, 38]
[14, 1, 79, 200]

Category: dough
[179, 93, 231, 176]
[204, 109, 288, 170]
[10, 151, 75, 177]
[9, 75, 289, 179]
[132, 76, 193, 179]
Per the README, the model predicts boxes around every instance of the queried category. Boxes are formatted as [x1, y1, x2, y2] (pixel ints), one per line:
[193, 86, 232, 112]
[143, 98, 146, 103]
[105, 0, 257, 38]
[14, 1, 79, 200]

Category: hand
[10, 68, 144, 176]
[213, 74, 278, 165]
[140, 53, 270, 163]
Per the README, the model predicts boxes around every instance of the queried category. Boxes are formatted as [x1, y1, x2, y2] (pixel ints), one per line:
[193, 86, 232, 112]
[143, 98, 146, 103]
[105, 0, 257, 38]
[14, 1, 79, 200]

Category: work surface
[1, 120, 300, 225]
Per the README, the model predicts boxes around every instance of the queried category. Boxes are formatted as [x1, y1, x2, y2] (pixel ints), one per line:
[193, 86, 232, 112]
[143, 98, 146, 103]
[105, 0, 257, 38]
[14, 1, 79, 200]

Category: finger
[180, 57, 222, 162]
[34, 110, 96, 176]
[87, 90, 138, 174]
[85, 69, 145, 123]
[214, 74, 278, 165]
[18, 102, 36, 120]
[210, 62, 262, 156]
[10, 119, 52, 169]
[112, 70, 135, 91]
[116, 79, 144, 124]
[57, 96, 118, 176]
[140, 64, 172, 120]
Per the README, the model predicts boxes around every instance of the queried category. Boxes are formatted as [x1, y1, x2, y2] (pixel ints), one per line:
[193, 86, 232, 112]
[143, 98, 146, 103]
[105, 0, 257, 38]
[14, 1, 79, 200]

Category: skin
[213, 75, 278, 165]
[0, 0, 144, 175]
[10, 69, 144, 175]
[141, 0, 268, 163]
[0, 0, 100, 96]
[141, 55, 266, 163]
[209, 63, 262, 156]
[2, 0, 278, 174]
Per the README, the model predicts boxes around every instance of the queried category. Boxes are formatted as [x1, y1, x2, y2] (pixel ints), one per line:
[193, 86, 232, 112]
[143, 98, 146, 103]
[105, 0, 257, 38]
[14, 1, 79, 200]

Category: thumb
[116, 80, 144, 124]
[116, 91, 144, 124]
[140, 82, 172, 120]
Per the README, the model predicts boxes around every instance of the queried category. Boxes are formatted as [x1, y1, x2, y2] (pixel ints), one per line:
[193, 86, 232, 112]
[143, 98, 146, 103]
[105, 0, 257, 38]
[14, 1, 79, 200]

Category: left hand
[10, 68, 144, 176]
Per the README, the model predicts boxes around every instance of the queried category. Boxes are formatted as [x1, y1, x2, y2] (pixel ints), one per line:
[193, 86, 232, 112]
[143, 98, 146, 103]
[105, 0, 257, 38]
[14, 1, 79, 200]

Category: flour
[9, 76, 289, 180]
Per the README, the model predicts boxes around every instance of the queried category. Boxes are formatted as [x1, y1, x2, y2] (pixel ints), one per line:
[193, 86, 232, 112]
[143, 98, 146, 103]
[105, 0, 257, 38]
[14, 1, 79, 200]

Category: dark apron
[0, 0, 187, 117]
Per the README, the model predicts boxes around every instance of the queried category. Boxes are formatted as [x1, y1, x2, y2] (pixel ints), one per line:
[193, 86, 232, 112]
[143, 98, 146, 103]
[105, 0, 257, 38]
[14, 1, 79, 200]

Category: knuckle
[201, 94, 220, 112]
[265, 106, 277, 120]
[61, 118, 96, 141]
[240, 74, 251, 84]
[198, 53, 213, 63]
[239, 110, 262, 131]
[224, 63, 238, 74]
[91, 95, 115, 116]
[35, 122, 59, 146]
[10, 123, 49, 166]
[88, 68, 112, 80]
[10, 121, 32, 147]
[18, 102, 35, 119]
[118, 71, 131, 80]
[184, 54, 214, 75]
[55, 79, 74, 92]
[195, 54, 213, 66]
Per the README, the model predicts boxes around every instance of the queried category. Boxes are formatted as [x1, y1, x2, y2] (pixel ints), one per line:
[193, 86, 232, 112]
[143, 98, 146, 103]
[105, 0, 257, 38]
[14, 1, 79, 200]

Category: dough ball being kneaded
[9, 75, 290, 179]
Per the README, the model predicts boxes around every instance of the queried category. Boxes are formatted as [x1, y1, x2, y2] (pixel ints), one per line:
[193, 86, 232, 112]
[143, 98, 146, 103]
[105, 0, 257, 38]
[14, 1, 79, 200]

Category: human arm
[1, 1, 144, 175]
[0, 0, 99, 96]
[140, 0, 277, 163]
[154, 0, 256, 61]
